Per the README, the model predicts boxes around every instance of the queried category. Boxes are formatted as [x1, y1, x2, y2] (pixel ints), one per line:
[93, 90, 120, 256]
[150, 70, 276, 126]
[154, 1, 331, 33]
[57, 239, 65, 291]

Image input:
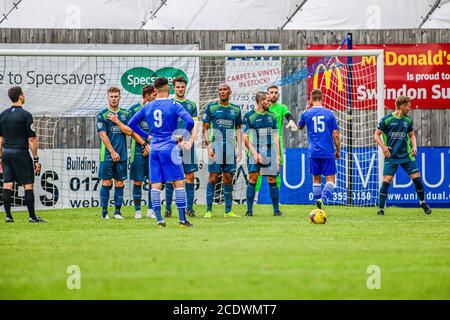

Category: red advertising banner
[307, 43, 450, 109]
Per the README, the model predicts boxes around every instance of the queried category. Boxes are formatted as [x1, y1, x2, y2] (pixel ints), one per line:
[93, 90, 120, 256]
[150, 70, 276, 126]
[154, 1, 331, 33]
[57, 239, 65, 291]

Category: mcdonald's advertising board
[307, 43, 450, 109]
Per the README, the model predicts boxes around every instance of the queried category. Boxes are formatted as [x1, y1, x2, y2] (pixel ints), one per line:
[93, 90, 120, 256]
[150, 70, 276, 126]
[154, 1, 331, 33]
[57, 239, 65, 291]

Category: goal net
[0, 48, 384, 211]
[308, 54, 382, 206]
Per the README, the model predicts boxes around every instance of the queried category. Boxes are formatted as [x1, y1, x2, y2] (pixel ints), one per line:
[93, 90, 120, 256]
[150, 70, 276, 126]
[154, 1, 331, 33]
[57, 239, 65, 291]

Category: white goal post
[0, 48, 384, 209]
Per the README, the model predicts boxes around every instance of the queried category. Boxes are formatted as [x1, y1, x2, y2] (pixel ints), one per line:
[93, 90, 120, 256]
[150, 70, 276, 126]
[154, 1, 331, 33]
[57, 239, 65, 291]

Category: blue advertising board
[258, 147, 450, 208]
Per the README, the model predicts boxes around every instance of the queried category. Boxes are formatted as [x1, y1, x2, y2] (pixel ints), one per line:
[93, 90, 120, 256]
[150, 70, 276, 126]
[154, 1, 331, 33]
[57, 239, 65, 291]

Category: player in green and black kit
[255, 85, 297, 191]
[97, 87, 131, 219]
[128, 85, 157, 219]
[374, 95, 432, 216]
[243, 92, 281, 217]
[203, 83, 242, 218]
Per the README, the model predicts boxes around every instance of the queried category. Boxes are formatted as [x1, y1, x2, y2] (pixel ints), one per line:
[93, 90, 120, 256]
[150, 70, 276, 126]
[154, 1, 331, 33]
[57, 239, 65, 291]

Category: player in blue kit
[374, 95, 432, 216]
[243, 92, 281, 217]
[202, 83, 242, 218]
[128, 77, 195, 228]
[97, 87, 132, 219]
[298, 89, 341, 209]
[165, 76, 199, 218]
[128, 85, 157, 219]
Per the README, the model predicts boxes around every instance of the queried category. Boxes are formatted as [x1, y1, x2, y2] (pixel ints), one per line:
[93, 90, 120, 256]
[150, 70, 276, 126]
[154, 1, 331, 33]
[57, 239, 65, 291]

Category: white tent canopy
[0, 0, 449, 30]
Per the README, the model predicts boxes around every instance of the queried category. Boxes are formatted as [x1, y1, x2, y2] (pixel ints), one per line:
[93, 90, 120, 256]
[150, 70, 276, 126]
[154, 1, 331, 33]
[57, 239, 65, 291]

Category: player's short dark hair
[172, 76, 187, 86]
[311, 89, 323, 102]
[255, 91, 267, 103]
[142, 84, 155, 98]
[218, 83, 230, 90]
[396, 95, 411, 109]
[267, 85, 278, 91]
[8, 86, 23, 103]
[107, 86, 121, 95]
[154, 77, 169, 90]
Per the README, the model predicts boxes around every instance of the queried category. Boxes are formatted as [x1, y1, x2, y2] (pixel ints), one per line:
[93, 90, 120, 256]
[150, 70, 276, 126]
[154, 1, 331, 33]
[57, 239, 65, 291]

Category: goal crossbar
[0, 49, 384, 58]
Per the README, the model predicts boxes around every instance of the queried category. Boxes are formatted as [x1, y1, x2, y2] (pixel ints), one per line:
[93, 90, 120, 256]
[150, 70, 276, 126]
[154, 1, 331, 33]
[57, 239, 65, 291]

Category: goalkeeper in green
[254, 85, 297, 192]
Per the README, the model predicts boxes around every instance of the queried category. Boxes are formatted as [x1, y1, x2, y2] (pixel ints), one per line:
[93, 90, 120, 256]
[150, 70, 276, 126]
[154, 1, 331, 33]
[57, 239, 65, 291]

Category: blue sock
[175, 188, 187, 223]
[321, 182, 334, 203]
[147, 187, 153, 210]
[114, 186, 124, 214]
[165, 183, 174, 212]
[132, 184, 142, 211]
[100, 185, 112, 211]
[379, 181, 390, 208]
[313, 183, 322, 201]
[151, 189, 163, 223]
[269, 182, 280, 213]
[224, 184, 233, 213]
[185, 182, 195, 212]
[206, 182, 215, 212]
[246, 183, 256, 213]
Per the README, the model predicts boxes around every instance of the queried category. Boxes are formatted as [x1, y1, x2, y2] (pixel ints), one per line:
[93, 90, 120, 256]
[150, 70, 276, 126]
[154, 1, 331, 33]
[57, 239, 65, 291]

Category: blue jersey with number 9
[298, 106, 339, 159]
[129, 98, 193, 151]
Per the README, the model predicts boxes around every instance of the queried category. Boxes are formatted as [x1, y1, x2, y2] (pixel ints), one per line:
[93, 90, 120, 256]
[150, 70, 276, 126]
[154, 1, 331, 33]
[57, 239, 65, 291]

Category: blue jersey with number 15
[298, 106, 339, 159]
[128, 98, 194, 151]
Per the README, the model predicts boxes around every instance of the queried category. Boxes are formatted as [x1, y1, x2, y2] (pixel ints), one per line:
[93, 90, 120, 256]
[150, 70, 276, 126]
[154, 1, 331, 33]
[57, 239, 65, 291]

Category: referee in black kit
[0, 86, 46, 223]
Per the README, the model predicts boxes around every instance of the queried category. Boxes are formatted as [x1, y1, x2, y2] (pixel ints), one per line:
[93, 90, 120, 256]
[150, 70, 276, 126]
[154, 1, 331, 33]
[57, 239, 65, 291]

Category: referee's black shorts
[2, 148, 35, 185]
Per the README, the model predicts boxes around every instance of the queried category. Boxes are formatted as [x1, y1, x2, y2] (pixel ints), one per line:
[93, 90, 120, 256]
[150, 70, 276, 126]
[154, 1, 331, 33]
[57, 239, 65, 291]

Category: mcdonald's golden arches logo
[313, 63, 344, 91]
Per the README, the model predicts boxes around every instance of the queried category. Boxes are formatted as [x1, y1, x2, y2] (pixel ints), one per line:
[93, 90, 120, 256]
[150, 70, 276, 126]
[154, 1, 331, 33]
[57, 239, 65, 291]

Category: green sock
[255, 175, 262, 192]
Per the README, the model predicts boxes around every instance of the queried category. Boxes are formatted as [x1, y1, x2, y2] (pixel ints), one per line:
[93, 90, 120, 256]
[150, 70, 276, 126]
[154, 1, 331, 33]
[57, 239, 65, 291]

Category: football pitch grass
[0, 205, 449, 300]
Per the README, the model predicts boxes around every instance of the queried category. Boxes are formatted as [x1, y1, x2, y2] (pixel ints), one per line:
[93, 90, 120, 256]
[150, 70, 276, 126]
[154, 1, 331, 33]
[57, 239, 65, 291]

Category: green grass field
[0, 205, 449, 300]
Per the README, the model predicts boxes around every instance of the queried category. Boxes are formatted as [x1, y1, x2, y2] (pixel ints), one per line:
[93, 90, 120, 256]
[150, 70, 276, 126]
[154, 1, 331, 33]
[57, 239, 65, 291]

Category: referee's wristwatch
[33, 156, 39, 163]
